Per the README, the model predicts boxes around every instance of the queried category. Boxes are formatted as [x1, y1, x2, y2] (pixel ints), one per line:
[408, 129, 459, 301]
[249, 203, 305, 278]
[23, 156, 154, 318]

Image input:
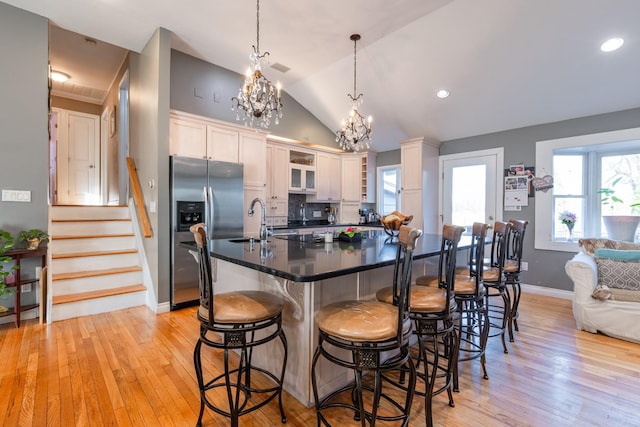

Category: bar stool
[505, 219, 529, 341]
[190, 223, 287, 427]
[311, 226, 422, 427]
[452, 222, 490, 391]
[483, 221, 512, 354]
[377, 224, 464, 427]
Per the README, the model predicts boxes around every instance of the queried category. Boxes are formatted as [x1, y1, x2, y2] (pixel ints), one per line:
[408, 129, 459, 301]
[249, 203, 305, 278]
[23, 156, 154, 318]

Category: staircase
[48, 205, 147, 322]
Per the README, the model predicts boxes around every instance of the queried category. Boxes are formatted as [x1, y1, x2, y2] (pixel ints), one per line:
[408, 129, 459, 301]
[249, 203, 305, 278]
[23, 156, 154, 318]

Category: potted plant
[597, 177, 640, 242]
[18, 228, 49, 250]
[0, 229, 16, 313]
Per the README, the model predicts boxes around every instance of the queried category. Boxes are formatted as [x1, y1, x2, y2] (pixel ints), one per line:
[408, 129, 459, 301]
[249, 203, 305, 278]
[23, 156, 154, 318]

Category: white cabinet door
[401, 188, 423, 231]
[341, 156, 361, 202]
[268, 143, 289, 199]
[401, 142, 423, 190]
[240, 132, 267, 187]
[169, 118, 207, 159]
[207, 126, 238, 162]
[316, 152, 341, 202]
[266, 143, 289, 217]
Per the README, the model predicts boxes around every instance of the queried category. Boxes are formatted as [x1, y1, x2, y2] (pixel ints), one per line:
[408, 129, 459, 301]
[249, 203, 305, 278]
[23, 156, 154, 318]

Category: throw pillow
[609, 288, 640, 303]
[579, 238, 640, 257]
[595, 248, 640, 262]
[595, 257, 640, 291]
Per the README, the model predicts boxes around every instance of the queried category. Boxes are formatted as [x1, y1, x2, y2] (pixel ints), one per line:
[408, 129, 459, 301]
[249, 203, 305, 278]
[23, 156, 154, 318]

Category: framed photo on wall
[109, 105, 116, 137]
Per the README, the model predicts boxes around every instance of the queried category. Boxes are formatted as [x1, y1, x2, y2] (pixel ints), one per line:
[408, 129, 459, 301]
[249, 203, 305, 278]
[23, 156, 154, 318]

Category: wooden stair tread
[52, 284, 146, 305]
[52, 249, 138, 259]
[52, 218, 131, 222]
[52, 233, 134, 240]
[52, 266, 141, 281]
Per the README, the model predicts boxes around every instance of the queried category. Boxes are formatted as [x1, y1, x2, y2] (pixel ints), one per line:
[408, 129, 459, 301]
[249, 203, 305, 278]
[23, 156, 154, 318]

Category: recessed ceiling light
[50, 70, 70, 82]
[436, 89, 450, 99]
[600, 37, 624, 52]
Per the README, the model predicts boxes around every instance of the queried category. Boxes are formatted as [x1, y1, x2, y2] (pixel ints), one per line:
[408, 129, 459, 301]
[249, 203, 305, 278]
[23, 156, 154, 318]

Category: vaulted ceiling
[10, 0, 640, 152]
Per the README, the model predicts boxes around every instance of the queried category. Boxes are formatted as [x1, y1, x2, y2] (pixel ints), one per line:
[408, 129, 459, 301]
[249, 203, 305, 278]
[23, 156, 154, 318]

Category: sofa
[565, 238, 640, 344]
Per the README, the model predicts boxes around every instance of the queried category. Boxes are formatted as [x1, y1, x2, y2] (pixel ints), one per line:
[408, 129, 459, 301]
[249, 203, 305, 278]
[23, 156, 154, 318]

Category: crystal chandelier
[336, 34, 372, 152]
[231, 0, 282, 129]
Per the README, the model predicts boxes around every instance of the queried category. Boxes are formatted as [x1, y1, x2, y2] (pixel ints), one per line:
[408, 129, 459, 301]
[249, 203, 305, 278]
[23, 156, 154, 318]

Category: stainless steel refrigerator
[170, 155, 244, 309]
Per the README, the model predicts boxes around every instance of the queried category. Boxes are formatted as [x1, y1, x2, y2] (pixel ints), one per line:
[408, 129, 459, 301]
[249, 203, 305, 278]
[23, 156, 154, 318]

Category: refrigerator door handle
[208, 186, 215, 239]
[203, 186, 209, 234]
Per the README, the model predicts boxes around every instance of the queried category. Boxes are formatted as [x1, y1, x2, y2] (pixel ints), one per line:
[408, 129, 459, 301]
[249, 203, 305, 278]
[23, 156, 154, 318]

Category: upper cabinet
[315, 152, 341, 202]
[239, 131, 267, 187]
[341, 155, 361, 202]
[289, 149, 316, 193]
[400, 137, 440, 233]
[169, 117, 207, 159]
[170, 111, 241, 163]
[207, 126, 239, 163]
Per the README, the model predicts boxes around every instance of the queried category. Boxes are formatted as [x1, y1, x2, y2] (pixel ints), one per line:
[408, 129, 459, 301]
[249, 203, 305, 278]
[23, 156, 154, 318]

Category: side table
[2, 246, 47, 328]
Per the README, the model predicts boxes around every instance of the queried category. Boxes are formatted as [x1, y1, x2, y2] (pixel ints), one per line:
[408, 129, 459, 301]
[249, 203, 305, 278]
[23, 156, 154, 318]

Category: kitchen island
[182, 229, 471, 406]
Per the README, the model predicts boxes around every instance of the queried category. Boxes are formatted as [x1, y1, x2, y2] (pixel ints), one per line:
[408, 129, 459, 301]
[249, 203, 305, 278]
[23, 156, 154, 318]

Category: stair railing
[126, 157, 152, 238]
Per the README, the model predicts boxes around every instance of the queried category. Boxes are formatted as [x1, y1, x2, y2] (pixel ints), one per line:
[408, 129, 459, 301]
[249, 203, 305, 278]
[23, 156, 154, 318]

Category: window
[535, 127, 640, 251]
[377, 165, 401, 215]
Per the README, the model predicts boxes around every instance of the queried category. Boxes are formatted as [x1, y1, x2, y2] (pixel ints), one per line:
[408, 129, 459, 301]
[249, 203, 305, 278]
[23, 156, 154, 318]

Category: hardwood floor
[1, 293, 639, 426]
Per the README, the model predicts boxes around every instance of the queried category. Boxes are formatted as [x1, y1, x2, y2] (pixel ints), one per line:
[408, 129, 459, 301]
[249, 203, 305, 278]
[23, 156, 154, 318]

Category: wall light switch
[2, 190, 31, 202]
[149, 201, 157, 213]
[313, 211, 321, 218]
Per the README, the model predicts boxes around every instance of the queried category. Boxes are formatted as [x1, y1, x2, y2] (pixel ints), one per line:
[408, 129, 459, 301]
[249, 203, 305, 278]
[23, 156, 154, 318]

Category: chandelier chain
[256, 0, 260, 53]
[336, 34, 371, 152]
[230, 0, 282, 129]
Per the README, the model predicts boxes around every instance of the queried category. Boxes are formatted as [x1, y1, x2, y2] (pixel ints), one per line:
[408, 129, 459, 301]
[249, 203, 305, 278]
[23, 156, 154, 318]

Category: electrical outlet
[313, 211, 321, 218]
[521, 261, 528, 271]
[21, 283, 32, 293]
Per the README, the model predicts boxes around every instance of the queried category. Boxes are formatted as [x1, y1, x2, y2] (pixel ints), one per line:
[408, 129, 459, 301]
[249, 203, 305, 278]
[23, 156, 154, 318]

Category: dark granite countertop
[277, 220, 383, 230]
[180, 229, 471, 282]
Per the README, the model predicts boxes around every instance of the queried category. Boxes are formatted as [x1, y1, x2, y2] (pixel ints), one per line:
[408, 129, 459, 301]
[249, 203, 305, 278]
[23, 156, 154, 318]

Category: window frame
[535, 127, 640, 252]
[376, 164, 402, 216]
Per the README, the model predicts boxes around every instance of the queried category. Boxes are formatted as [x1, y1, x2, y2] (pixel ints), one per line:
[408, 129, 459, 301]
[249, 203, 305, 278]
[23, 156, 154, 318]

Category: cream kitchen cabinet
[400, 137, 440, 233]
[239, 131, 267, 188]
[289, 149, 316, 193]
[169, 112, 240, 162]
[266, 142, 289, 218]
[314, 152, 341, 202]
[341, 155, 361, 202]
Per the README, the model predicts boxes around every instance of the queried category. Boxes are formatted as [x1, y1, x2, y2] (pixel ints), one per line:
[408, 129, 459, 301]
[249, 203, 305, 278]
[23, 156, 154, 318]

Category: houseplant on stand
[18, 228, 49, 250]
[0, 229, 16, 313]
[598, 177, 640, 242]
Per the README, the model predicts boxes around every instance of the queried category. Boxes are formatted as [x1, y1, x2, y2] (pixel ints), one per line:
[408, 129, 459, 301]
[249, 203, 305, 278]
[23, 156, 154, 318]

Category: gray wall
[170, 50, 337, 147]
[129, 28, 172, 304]
[376, 150, 401, 167]
[440, 107, 640, 291]
[0, 3, 49, 309]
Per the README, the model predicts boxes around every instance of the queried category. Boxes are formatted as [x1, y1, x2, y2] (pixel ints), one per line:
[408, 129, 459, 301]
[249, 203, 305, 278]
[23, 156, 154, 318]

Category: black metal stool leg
[193, 339, 205, 427]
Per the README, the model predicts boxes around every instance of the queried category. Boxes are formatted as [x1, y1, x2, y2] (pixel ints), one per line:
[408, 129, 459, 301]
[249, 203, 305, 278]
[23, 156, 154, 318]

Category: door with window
[440, 148, 503, 232]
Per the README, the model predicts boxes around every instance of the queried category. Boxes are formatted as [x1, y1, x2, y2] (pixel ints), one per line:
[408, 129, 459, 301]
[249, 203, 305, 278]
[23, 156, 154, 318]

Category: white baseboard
[521, 283, 573, 300]
[154, 301, 171, 313]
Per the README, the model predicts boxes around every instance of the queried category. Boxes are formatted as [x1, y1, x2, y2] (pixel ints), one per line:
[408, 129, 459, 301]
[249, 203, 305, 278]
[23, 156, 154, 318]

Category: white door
[65, 111, 100, 204]
[440, 148, 503, 231]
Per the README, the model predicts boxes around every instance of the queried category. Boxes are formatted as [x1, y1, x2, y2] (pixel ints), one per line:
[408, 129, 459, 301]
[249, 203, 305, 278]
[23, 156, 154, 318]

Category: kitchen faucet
[248, 197, 270, 241]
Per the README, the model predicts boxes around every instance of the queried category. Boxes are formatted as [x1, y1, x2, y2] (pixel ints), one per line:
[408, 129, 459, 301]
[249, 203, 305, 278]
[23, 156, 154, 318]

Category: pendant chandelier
[336, 34, 372, 152]
[231, 0, 282, 129]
